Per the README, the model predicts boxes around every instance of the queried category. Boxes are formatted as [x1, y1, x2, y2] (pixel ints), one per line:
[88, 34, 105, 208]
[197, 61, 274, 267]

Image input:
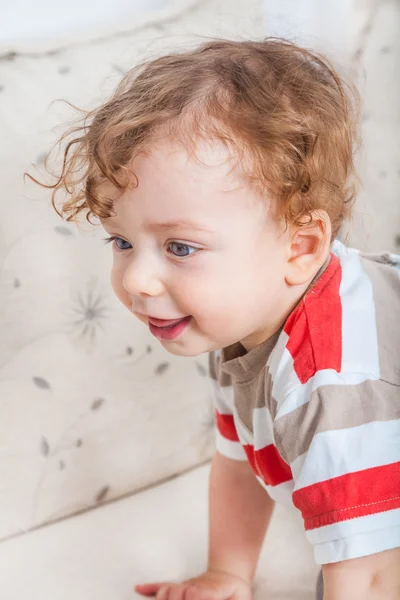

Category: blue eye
[102, 236, 132, 250]
[115, 237, 132, 250]
[169, 242, 198, 258]
[103, 236, 197, 258]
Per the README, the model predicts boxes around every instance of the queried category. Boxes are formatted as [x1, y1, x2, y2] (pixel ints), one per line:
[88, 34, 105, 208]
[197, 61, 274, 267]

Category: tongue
[149, 316, 187, 327]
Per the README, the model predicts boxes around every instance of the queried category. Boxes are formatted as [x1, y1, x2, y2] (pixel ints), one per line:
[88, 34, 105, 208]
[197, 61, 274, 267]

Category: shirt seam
[310, 495, 400, 518]
[304, 496, 400, 529]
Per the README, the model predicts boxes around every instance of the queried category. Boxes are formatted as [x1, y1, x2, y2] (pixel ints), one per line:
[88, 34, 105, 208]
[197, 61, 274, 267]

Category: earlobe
[285, 211, 331, 286]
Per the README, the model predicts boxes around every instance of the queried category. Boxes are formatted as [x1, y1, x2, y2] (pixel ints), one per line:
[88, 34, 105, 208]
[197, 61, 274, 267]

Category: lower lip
[148, 316, 192, 340]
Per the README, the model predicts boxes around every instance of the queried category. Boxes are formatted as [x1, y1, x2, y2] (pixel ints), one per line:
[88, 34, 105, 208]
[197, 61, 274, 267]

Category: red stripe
[215, 410, 240, 442]
[292, 461, 400, 530]
[243, 444, 293, 486]
[243, 444, 258, 472]
[215, 411, 293, 486]
[284, 254, 342, 384]
[255, 444, 293, 486]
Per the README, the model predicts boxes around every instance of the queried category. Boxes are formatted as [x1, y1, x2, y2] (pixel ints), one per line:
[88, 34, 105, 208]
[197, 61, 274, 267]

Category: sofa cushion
[0, 463, 320, 600]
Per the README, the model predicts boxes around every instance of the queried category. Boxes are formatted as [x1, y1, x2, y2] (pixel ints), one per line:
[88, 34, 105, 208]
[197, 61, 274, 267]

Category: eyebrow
[104, 219, 214, 234]
[144, 220, 214, 234]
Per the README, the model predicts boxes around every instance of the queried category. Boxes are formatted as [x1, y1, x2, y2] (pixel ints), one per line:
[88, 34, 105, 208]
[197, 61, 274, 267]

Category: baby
[30, 38, 400, 600]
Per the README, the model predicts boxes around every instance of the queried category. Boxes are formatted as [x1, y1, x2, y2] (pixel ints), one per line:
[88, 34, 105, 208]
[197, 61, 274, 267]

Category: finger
[156, 584, 172, 600]
[228, 594, 252, 600]
[134, 583, 170, 597]
[169, 584, 187, 600]
[227, 585, 253, 600]
[184, 584, 220, 600]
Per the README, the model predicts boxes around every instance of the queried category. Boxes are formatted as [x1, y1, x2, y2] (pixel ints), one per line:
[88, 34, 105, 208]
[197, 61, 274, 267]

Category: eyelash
[102, 236, 199, 259]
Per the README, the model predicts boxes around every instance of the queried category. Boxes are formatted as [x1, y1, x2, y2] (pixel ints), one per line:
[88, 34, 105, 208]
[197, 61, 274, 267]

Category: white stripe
[233, 410, 254, 446]
[338, 246, 380, 376]
[276, 369, 377, 419]
[256, 477, 294, 507]
[268, 332, 303, 405]
[268, 330, 290, 379]
[291, 419, 400, 490]
[212, 379, 249, 461]
[271, 347, 302, 406]
[211, 380, 235, 413]
[215, 429, 247, 461]
[313, 522, 400, 564]
[253, 406, 275, 450]
[331, 239, 357, 257]
[307, 507, 400, 544]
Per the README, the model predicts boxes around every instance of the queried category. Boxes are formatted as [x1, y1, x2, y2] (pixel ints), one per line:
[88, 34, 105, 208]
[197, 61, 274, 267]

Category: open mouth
[148, 316, 189, 328]
[148, 316, 192, 340]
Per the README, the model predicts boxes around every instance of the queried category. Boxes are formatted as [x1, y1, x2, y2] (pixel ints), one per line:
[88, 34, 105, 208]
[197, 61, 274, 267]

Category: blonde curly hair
[27, 37, 360, 239]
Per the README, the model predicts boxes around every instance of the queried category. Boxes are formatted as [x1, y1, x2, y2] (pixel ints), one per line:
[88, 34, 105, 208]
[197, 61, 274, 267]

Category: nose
[122, 254, 164, 297]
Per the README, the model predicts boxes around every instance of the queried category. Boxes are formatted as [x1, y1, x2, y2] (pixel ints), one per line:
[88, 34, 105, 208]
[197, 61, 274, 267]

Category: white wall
[0, 0, 169, 42]
[263, 0, 374, 60]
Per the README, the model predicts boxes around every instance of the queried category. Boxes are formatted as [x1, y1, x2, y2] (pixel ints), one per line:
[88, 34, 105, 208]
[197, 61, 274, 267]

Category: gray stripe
[360, 255, 400, 385]
[274, 378, 400, 464]
[209, 351, 232, 387]
[208, 351, 218, 381]
[230, 367, 278, 433]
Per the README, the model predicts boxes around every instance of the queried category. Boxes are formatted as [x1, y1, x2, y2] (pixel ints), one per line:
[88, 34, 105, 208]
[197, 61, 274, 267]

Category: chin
[159, 342, 204, 358]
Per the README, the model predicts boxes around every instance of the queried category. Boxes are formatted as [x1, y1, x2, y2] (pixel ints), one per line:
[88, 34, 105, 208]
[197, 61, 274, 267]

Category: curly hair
[27, 37, 361, 239]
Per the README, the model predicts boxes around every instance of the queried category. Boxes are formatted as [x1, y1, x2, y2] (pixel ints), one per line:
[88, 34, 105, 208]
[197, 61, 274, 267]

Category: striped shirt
[209, 240, 400, 565]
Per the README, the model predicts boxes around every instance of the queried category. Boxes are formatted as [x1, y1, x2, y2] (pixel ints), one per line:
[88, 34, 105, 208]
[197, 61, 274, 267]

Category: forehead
[138, 137, 246, 191]
[100, 137, 263, 226]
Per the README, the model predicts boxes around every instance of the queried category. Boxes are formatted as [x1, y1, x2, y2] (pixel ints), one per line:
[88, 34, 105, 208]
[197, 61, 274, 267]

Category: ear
[285, 210, 332, 286]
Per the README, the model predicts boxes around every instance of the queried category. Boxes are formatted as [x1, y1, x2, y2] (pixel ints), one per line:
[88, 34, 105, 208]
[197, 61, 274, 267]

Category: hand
[134, 569, 253, 600]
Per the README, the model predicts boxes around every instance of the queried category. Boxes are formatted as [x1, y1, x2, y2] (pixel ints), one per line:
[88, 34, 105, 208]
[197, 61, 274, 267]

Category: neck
[240, 253, 332, 352]
[240, 280, 310, 352]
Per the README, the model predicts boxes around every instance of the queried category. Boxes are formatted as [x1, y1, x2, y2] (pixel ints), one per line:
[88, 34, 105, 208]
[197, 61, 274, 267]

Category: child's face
[101, 137, 293, 356]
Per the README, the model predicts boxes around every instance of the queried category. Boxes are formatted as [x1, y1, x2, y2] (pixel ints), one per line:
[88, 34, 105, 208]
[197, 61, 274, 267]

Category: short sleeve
[208, 352, 247, 461]
[274, 375, 400, 564]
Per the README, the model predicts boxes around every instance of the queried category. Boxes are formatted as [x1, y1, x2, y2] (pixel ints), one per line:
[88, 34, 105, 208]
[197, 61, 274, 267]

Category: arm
[322, 548, 400, 600]
[207, 449, 275, 584]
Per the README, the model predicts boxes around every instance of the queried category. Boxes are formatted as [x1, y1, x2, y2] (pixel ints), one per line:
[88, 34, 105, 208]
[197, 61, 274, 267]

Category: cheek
[183, 270, 243, 317]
